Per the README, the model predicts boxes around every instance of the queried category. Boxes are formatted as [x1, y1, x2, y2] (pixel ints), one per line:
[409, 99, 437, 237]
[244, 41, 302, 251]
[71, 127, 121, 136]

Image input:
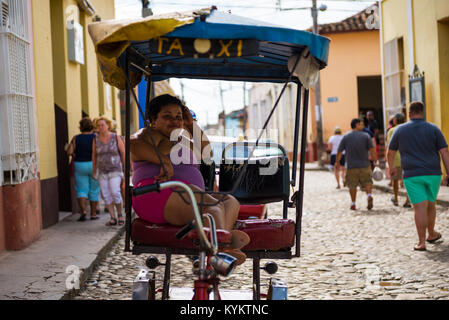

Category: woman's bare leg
[78, 197, 87, 214]
[90, 201, 98, 218]
[163, 184, 231, 229]
[214, 194, 240, 230]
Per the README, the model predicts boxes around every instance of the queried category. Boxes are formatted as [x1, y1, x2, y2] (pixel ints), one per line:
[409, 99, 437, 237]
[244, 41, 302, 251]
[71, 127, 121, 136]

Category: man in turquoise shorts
[388, 101, 449, 251]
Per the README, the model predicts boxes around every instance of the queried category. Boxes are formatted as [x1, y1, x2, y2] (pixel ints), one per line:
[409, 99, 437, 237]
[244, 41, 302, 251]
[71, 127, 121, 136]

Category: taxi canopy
[89, 7, 330, 89]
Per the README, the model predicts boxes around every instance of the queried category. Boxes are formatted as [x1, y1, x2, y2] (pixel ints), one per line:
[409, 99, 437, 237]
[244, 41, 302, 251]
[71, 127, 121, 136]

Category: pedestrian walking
[386, 112, 411, 208]
[387, 101, 449, 251]
[67, 117, 101, 221]
[335, 118, 378, 210]
[365, 110, 380, 145]
[327, 127, 346, 189]
[92, 116, 126, 226]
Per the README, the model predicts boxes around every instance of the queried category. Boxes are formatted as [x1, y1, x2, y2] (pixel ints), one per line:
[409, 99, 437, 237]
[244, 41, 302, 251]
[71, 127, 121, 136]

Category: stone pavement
[0, 212, 124, 300]
[74, 168, 449, 300]
[1, 166, 449, 300]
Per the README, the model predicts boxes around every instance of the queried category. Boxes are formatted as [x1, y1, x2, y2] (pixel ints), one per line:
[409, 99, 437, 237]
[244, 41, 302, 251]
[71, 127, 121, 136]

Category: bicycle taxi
[88, 6, 329, 300]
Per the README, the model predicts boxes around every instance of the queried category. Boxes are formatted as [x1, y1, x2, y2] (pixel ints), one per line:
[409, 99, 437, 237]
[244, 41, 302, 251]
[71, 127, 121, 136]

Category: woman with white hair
[92, 116, 126, 226]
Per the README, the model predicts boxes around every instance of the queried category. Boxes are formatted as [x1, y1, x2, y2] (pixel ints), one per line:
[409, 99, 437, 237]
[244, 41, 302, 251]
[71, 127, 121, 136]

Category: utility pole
[276, 0, 282, 11]
[180, 80, 185, 102]
[219, 81, 226, 135]
[242, 82, 247, 138]
[276, 1, 326, 166]
[141, 0, 152, 17]
[311, 0, 325, 167]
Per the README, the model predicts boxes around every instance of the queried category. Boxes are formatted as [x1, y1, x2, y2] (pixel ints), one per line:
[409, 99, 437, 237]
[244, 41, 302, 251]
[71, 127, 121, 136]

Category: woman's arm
[182, 108, 212, 160]
[130, 128, 174, 178]
[92, 139, 97, 179]
[67, 136, 75, 157]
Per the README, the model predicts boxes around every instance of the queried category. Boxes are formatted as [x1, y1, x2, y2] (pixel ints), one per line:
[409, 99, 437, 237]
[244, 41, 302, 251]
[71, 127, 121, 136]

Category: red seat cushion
[131, 218, 295, 252]
[235, 219, 295, 251]
[131, 218, 232, 249]
[238, 204, 266, 220]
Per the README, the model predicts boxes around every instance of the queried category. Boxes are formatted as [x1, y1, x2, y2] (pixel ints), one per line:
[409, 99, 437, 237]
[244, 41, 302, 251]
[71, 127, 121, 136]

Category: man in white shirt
[327, 127, 345, 189]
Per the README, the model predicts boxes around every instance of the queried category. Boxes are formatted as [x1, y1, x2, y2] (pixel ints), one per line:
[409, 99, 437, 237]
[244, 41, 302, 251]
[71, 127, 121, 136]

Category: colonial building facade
[0, 0, 123, 253]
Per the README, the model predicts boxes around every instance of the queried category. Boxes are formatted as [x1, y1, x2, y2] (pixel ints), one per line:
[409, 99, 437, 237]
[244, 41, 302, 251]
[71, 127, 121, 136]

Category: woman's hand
[182, 106, 194, 134]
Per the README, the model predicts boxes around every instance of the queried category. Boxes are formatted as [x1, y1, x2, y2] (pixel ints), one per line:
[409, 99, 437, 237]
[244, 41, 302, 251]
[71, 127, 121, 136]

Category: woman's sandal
[90, 216, 99, 220]
[117, 215, 125, 226]
[106, 218, 117, 226]
[77, 213, 87, 222]
[413, 244, 426, 251]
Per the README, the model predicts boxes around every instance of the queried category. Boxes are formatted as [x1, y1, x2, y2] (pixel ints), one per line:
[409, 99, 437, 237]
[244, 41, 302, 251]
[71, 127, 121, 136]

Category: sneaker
[367, 196, 373, 210]
[350, 204, 356, 210]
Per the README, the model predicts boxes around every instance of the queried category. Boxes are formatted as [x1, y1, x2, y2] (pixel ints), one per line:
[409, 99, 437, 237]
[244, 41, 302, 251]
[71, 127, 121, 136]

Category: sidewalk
[305, 162, 449, 207]
[0, 212, 124, 300]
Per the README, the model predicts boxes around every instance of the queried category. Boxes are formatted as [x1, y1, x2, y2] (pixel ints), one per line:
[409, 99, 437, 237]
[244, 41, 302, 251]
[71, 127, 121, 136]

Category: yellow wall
[312, 30, 381, 142]
[32, 0, 57, 180]
[438, 18, 449, 139]
[381, 0, 449, 139]
[33, 0, 120, 178]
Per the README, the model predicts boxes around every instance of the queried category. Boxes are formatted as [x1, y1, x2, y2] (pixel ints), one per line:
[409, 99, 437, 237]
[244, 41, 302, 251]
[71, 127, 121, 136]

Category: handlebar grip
[132, 182, 160, 197]
[175, 220, 195, 239]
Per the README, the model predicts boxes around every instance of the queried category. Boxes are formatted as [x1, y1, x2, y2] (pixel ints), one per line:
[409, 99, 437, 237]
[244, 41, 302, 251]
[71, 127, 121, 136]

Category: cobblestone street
[75, 170, 449, 300]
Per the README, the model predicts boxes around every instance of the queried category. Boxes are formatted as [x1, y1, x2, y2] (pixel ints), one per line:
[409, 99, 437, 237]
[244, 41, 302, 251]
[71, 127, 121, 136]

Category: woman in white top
[328, 127, 346, 189]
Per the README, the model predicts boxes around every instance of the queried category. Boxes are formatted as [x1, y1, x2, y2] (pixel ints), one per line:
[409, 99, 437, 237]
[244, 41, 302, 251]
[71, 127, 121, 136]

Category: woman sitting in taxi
[130, 94, 249, 264]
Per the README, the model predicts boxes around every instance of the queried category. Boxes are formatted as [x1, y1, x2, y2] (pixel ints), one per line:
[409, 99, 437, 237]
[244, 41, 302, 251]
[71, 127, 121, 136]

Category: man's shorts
[330, 154, 345, 166]
[403, 175, 441, 204]
[345, 166, 373, 189]
[390, 166, 403, 180]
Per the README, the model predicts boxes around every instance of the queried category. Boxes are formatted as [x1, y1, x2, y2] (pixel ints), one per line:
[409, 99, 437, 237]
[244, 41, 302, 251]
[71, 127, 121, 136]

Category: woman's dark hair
[145, 94, 185, 123]
[350, 118, 361, 129]
[394, 112, 406, 125]
[79, 117, 94, 132]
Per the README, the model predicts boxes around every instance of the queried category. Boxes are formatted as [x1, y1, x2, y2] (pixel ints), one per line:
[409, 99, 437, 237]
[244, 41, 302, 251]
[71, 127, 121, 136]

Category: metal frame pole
[295, 88, 309, 257]
[291, 83, 302, 187]
[145, 76, 152, 122]
[124, 49, 132, 252]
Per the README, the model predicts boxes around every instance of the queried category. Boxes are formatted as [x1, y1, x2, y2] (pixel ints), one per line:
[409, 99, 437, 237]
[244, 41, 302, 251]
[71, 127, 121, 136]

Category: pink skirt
[132, 178, 191, 224]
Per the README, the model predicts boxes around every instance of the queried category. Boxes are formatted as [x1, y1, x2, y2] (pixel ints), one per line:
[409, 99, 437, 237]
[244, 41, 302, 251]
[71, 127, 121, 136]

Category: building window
[0, 0, 37, 185]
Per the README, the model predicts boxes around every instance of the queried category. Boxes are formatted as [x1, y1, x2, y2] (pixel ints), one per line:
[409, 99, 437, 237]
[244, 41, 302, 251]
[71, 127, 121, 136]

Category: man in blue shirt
[388, 101, 449, 251]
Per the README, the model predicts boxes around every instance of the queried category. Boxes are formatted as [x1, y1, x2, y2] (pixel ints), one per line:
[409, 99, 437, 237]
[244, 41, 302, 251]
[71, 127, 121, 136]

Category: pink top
[132, 144, 205, 190]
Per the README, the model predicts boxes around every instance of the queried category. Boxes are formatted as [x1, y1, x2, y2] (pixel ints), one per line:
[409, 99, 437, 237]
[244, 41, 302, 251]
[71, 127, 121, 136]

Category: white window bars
[0, 0, 37, 185]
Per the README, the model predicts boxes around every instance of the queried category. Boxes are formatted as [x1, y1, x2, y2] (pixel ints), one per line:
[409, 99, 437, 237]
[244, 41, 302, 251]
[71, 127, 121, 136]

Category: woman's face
[152, 104, 183, 137]
[97, 120, 109, 133]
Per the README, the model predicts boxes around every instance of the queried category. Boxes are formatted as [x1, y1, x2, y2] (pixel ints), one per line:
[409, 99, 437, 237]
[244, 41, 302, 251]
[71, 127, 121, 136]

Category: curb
[61, 225, 126, 300]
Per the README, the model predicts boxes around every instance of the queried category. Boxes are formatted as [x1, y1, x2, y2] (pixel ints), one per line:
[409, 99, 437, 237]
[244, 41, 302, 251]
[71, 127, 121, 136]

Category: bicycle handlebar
[132, 182, 161, 196]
